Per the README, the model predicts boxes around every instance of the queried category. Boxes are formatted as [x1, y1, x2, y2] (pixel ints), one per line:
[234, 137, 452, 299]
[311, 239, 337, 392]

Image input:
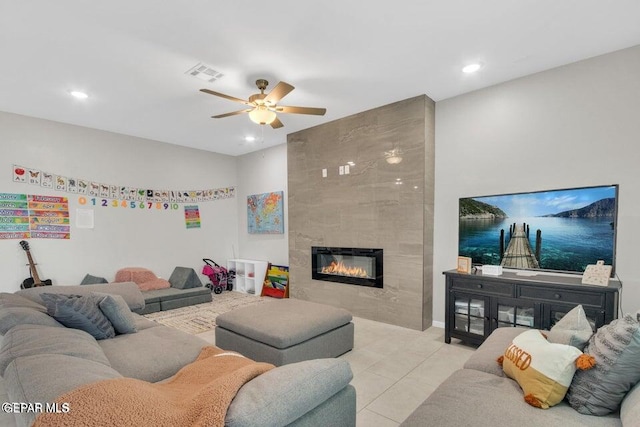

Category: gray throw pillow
[0, 307, 62, 335]
[40, 293, 115, 340]
[567, 314, 640, 415]
[80, 274, 108, 285]
[92, 292, 137, 334]
[547, 305, 593, 350]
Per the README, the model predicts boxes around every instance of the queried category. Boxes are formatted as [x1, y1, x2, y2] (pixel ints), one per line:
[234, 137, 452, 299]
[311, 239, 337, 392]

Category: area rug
[143, 291, 269, 335]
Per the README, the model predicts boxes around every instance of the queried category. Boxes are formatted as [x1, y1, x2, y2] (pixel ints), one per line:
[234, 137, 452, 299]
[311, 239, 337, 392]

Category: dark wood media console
[444, 269, 620, 346]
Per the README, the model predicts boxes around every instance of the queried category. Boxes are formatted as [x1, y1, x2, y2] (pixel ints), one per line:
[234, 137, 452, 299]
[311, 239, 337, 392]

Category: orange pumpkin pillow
[497, 329, 595, 409]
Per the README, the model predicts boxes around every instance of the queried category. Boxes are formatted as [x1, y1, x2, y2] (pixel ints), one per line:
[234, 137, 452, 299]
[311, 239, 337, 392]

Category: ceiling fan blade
[270, 117, 284, 129]
[264, 81, 295, 104]
[276, 105, 327, 116]
[212, 109, 252, 119]
[200, 89, 251, 105]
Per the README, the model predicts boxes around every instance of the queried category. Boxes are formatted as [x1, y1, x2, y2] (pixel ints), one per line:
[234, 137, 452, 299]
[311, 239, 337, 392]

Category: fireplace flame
[321, 261, 370, 278]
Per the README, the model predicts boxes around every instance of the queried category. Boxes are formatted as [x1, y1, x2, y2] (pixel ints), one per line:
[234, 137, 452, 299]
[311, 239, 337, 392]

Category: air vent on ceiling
[185, 62, 224, 83]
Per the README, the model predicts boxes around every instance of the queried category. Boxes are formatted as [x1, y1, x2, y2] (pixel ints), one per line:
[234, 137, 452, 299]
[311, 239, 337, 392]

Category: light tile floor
[200, 316, 476, 426]
[0, 318, 475, 427]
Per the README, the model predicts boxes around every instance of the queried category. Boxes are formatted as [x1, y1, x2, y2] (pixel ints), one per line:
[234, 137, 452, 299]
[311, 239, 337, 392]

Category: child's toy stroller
[202, 259, 233, 294]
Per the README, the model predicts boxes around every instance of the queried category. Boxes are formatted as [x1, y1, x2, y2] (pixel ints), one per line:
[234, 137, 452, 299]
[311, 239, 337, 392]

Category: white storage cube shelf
[227, 259, 268, 296]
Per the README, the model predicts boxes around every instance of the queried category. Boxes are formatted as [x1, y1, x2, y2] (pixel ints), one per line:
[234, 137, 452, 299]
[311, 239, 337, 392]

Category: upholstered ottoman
[215, 299, 354, 366]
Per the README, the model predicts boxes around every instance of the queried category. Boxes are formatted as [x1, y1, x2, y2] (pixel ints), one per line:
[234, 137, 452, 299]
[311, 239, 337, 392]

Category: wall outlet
[344, 165, 350, 174]
[339, 166, 344, 175]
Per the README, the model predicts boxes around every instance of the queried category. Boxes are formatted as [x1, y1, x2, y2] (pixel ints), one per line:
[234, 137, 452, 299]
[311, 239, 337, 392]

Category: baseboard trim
[431, 320, 445, 329]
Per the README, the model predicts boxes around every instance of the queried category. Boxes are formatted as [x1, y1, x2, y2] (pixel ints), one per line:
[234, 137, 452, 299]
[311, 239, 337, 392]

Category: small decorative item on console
[581, 260, 612, 286]
[457, 256, 472, 274]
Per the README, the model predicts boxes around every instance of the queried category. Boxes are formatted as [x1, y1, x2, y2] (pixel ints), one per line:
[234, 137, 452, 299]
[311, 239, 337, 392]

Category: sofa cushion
[40, 293, 115, 340]
[4, 354, 122, 427]
[0, 324, 111, 375]
[464, 327, 528, 377]
[168, 266, 203, 289]
[98, 324, 207, 382]
[93, 292, 137, 334]
[80, 273, 109, 285]
[621, 380, 640, 425]
[131, 313, 162, 331]
[501, 329, 584, 409]
[144, 286, 211, 302]
[567, 313, 640, 415]
[115, 267, 171, 291]
[227, 358, 353, 427]
[548, 305, 593, 351]
[0, 307, 62, 335]
[138, 278, 171, 291]
[0, 292, 47, 312]
[400, 368, 621, 427]
[16, 282, 145, 311]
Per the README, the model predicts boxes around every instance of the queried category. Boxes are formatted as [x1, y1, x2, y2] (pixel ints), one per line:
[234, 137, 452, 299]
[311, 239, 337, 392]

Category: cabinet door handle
[554, 293, 561, 299]
[477, 284, 483, 289]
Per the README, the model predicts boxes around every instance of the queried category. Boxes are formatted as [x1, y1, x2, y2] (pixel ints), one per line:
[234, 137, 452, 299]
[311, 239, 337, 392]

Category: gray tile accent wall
[287, 95, 435, 330]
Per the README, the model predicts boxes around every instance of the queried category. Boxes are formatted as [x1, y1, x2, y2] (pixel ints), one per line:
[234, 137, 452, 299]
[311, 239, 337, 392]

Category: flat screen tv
[458, 184, 618, 275]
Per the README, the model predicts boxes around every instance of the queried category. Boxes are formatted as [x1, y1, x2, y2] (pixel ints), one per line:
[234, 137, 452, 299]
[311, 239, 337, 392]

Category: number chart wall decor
[247, 191, 284, 234]
[0, 193, 70, 240]
[12, 164, 235, 204]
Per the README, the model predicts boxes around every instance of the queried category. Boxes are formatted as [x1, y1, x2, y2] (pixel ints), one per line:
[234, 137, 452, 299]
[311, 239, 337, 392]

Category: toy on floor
[202, 259, 233, 294]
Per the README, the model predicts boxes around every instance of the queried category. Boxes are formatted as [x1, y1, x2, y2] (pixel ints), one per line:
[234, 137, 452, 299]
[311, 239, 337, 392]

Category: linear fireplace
[312, 246, 383, 288]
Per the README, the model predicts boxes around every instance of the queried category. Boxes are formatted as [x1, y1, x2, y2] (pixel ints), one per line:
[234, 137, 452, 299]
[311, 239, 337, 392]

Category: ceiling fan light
[248, 106, 277, 125]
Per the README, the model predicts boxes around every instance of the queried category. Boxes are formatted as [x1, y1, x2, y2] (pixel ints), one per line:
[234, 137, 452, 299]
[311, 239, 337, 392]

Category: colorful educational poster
[184, 205, 201, 229]
[0, 193, 69, 239]
[10, 164, 236, 205]
[247, 191, 284, 234]
[0, 193, 30, 239]
[28, 195, 70, 239]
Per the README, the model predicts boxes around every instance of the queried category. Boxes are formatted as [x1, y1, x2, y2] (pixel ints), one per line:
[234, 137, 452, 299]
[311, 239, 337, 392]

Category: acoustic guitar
[19, 240, 52, 289]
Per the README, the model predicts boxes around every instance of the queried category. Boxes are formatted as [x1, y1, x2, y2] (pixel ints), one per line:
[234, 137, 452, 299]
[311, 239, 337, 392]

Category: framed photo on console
[457, 256, 472, 274]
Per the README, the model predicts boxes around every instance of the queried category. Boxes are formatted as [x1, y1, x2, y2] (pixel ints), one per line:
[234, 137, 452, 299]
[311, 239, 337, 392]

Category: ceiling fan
[200, 79, 326, 128]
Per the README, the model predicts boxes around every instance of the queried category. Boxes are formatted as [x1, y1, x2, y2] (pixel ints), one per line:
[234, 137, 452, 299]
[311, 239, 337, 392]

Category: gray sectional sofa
[401, 327, 638, 427]
[0, 283, 356, 426]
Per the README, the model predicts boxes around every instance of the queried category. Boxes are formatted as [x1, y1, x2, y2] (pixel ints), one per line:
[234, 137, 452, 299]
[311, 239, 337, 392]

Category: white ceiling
[1, 1, 640, 156]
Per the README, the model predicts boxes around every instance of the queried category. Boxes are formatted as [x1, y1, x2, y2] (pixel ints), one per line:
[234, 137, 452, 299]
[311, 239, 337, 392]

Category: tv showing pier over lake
[458, 185, 618, 275]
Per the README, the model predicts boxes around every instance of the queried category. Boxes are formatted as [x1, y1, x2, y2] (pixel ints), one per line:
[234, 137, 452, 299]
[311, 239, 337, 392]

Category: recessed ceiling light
[244, 136, 256, 142]
[69, 91, 89, 99]
[462, 63, 482, 74]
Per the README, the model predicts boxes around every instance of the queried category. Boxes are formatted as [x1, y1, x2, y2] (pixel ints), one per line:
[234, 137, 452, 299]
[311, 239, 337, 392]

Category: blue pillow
[92, 292, 137, 334]
[40, 293, 115, 340]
